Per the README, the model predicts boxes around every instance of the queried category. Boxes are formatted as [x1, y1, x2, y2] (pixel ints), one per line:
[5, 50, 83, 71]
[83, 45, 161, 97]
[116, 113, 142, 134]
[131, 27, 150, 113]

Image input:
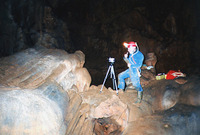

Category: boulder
[0, 83, 69, 135]
[178, 76, 200, 106]
[0, 47, 91, 135]
[145, 80, 181, 111]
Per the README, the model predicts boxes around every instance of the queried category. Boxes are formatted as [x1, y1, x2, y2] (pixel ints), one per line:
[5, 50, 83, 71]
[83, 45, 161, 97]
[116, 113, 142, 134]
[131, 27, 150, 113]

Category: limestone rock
[0, 47, 91, 135]
[0, 47, 199, 135]
[74, 50, 85, 68]
[162, 87, 180, 110]
[91, 94, 129, 129]
[0, 47, 91, 92]
[74, 68, 91, 92]
[145, 52, 157, 67]
[144, 52, 157, 73]
[67, 50, 85, 71]
[178, 77, 200, 106]
[123, 117, 168, 135]
[140, 69, 156, 86]
[0, 84, 69, 135]
[144, 80, 181, 111]
[65, 93, 82, 124]
[79, 119, 94, 135]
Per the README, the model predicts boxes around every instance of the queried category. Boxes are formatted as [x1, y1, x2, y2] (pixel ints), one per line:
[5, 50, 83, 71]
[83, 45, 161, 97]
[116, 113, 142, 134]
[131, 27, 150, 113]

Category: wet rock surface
[0, 48, 200, 135]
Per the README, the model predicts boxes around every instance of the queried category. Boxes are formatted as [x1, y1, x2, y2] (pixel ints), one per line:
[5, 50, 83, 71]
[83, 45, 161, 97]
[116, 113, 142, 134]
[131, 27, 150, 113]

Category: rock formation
[0, 48, 200, 135]
[0, 47, 91, 135]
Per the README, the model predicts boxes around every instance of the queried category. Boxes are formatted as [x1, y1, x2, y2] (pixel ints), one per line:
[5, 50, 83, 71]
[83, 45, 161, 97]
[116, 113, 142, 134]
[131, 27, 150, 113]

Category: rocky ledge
[0, 48, 199, 135]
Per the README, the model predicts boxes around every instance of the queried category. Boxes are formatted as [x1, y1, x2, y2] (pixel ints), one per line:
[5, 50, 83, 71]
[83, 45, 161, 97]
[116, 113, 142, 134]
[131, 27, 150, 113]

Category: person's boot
[135, 91, 143, 103]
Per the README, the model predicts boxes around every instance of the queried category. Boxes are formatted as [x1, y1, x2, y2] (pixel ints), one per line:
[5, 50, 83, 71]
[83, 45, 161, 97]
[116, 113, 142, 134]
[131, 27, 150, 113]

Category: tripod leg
[111, 66, 118, 95]
[112, 79, 115, 89]
[100, 66, 111, 93]
[115, 80, 118, 95]
[111, 67, 116, 89]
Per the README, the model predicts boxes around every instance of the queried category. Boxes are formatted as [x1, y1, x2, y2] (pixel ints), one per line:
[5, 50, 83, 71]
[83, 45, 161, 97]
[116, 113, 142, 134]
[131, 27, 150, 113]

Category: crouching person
[118, 41, 144, 103]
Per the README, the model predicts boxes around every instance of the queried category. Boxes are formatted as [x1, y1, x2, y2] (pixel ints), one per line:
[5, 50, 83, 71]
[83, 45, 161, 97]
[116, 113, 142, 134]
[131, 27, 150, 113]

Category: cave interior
[0, 0, 200, 134]
[0, 0, 200, 86]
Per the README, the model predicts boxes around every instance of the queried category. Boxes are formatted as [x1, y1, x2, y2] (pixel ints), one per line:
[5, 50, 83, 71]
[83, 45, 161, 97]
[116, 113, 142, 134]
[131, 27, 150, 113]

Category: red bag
[165, 70, 185, 80]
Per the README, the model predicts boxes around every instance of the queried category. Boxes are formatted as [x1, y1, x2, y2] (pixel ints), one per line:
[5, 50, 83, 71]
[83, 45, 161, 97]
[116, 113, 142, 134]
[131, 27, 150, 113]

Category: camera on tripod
[100, 57, 118, 95]
[108, 57, 115, 64]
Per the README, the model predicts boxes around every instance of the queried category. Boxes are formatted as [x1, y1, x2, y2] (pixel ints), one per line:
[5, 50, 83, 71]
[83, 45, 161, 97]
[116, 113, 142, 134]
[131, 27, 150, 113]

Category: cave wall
[59, 0, 198, 74]
[0, 0, 199, 85]
[0, 0, 72, 56]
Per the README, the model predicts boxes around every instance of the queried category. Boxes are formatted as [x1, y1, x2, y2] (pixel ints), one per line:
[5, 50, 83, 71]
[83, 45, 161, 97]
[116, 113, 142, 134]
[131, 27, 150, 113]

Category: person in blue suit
[118, 41, 144, 103]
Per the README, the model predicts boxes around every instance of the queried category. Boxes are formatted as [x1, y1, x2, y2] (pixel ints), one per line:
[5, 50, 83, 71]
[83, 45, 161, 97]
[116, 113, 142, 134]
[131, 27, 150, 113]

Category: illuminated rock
[0, 47, 91, 135]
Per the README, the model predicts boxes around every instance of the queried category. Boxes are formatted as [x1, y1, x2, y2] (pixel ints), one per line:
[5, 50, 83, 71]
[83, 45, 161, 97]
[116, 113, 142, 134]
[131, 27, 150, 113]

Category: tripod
[100, 62, 118, 95]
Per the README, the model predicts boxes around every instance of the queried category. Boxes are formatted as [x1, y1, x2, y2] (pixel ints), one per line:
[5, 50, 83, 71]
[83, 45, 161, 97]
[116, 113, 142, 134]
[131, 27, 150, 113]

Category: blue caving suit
[118, 50, 144, 91]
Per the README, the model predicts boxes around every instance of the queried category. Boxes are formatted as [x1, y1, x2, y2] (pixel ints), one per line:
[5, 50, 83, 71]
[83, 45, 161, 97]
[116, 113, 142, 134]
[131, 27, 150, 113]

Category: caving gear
[165, 70, 186, 80]
[127, 41, 137, 48]
[124, 41, 138, 48]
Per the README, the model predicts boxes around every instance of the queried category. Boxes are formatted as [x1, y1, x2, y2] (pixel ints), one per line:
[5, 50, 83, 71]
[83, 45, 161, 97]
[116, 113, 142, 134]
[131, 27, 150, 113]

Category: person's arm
[123, 57, 129, 64]
[129, 53, 144, 68]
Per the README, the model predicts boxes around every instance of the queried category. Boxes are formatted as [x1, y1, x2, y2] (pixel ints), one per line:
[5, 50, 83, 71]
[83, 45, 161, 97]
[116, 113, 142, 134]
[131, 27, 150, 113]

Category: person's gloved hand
[124, 52, 128, 58]
[127, 63, 131, 67]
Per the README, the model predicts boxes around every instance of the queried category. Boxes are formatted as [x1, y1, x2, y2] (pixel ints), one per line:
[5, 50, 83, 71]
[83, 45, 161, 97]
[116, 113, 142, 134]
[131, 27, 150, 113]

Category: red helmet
[128, 41, 137, 48]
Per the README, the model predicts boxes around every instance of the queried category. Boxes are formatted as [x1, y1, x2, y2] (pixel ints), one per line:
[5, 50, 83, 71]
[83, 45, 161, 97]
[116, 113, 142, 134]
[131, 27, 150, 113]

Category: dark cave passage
[0, 0, 200, 135]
